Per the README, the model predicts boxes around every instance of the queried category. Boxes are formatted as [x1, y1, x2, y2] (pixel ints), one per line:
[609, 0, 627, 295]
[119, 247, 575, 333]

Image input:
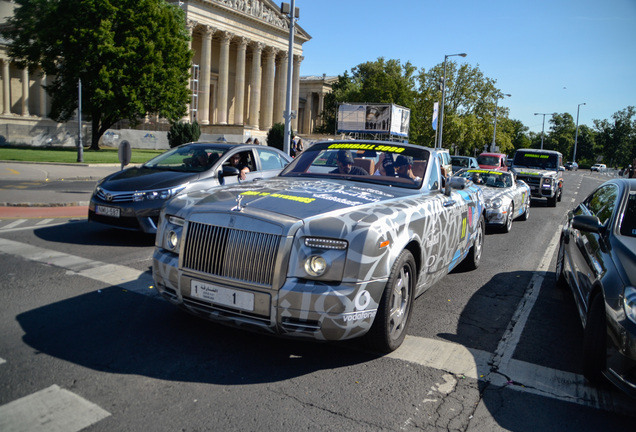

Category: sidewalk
[0, 161, 121, 218]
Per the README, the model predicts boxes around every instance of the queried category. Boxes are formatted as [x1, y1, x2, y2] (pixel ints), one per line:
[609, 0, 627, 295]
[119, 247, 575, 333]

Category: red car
[477, 152, 508, 171]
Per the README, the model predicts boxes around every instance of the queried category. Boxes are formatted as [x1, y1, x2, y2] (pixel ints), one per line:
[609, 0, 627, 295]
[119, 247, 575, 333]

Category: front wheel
[519, 195, 530, 221]
[502, 204, 514, 233]
[460, 215, 485, 271]
[547, 194, 557, 207]
[583, 294, 607, 385]
[365, 250, 416, 353]
[555, 236, 567, 289]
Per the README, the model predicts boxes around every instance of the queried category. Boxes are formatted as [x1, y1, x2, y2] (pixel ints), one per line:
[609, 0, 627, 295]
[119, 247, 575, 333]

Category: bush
[266, 122, 293, 153]
[167, 120, 201, 148]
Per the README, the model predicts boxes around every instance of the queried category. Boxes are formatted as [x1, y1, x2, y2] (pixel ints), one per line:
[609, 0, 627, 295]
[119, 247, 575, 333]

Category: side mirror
[222, 165, 240, 177]
[445, 176, 468, 195]
[572, 215, 602, 234]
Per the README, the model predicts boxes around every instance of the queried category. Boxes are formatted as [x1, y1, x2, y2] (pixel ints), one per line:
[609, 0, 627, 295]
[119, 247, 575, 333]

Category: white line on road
[3, 219, 26, 229]
[0, 385, 110, 432]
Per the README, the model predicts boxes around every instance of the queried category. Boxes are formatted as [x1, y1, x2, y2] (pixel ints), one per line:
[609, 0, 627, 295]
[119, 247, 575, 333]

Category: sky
[293, 0, 636, 133]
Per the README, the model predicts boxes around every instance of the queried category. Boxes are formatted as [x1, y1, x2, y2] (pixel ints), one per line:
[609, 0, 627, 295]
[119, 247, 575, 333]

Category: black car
[88, 142, 292, 233]
[564, 161, 579, 171]
[555, 178, 636, 396]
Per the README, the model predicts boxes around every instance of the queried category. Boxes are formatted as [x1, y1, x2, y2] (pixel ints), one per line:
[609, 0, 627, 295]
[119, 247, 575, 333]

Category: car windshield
[477, 155, 500, 166]
[279, 141, 430, 189]
[143, 144, 229, 172]
[619, 191, 636, 238]
[513, 152, 558, 169]
[457, 169, 512, 188]
[452, 157, 471, 168]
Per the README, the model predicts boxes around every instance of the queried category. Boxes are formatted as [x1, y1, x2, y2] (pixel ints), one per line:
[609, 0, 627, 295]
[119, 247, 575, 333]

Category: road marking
[0, 236, 633, 415]
[0, 385, 110, 432]
[0, 238, 156, 296]
[3, 219, 26, 229]
[35, 218, 54, 226]
[0, 357, 5, 365]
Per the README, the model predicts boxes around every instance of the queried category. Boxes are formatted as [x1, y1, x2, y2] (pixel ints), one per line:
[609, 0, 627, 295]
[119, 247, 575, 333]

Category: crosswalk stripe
[3, 219, 26, 229]
[0, 385, 110, 432]
[35, 218, 54, 226]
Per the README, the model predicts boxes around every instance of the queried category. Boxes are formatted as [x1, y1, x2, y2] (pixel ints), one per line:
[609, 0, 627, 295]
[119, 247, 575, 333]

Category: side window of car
[585, 185, 618, 225]
[428, 162, 440, 190]
[257, 148, 286, 171]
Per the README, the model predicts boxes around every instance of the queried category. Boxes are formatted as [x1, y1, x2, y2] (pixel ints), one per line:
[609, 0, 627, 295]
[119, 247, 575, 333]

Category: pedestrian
[290, 137, 297, 157]
[245, 137, 252, 144]
[296, 137, 304, 154]
[629, 164, 634, 179]
[253, 138, 260, 145]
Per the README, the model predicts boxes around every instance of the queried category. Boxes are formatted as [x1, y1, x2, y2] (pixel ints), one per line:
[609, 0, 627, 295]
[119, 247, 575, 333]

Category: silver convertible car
[556, 178, 636, 396]
[455, 168, 531, 232]
[153, 140, 486, 352]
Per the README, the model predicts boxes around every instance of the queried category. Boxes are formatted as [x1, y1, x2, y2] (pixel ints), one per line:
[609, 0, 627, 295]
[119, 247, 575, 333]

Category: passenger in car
[394, 155, 421, 182]
[330, 150, 369, 175]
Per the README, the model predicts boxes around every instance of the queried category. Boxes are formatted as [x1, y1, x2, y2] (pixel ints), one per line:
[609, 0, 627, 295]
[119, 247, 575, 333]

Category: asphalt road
[0, 169, 633, 431]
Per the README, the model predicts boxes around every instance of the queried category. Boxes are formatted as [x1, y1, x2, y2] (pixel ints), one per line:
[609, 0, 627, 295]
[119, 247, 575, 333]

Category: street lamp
[437, 52, 467, 149]
[573, 102, 586, 163]
[534, 112, 555, 149]
[491, 93, 511, 152]
[281, 1, 299, 156]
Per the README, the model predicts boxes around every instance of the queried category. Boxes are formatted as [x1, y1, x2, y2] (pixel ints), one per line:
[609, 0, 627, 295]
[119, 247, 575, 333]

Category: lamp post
[491, 93, 511, 152]
[534, 112, 555, 149]
[281, 1, 298, 156]
[436, 52, 467, 149]
[573, 102, 586, 163]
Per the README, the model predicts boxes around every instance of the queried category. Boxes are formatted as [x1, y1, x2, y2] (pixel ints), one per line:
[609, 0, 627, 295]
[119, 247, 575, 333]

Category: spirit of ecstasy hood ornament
[231, 194, 244, 212]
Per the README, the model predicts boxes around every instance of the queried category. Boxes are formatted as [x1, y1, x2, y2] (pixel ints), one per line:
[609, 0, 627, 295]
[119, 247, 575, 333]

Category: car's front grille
[182, 221, 280, 287]
[517, 175, 540, 187]
[96, 188, 136, 202]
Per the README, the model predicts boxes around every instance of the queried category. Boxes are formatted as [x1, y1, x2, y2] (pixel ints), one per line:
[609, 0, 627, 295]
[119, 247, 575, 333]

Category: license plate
[96, 205, 120, 218]
[190, 280, 255, 312]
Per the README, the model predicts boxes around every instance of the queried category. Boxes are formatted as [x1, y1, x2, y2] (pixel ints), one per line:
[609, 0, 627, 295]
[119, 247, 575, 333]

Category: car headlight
[488, 198, 502, 209]
[133, 186, 186, 202]
[296, 237, 348, 281]
[542, 178, 552, 188]
[162, 215, 184, 253]
[624, 286, 636, 324]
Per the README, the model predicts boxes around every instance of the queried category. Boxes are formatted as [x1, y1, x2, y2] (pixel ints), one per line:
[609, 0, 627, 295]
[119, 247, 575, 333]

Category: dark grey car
[88, 142, 292, 233]
[556, 178, 636, 397]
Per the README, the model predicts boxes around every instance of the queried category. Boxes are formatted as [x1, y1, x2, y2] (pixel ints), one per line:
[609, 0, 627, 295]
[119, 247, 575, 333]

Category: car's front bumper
[88, 196, 163, 234]
[152, 248, 388, 342]
[485, 208, 507, 226]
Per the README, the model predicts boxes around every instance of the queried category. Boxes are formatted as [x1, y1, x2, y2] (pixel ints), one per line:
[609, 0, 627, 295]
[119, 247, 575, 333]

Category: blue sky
[294, 0, 636, 133]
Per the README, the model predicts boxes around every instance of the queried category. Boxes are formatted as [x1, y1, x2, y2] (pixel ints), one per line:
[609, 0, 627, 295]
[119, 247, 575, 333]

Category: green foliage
[592, 106, 636, 168]
[167, 121, 201, 148]
[2, 0, 193, 150]
[266, 123, 293, 152]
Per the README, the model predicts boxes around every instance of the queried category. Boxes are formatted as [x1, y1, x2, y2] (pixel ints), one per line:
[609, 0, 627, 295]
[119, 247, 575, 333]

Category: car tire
[366, 249, 416, 353]
[519, 196, 530, 221]
[557, 187, 562, 202]
[555, 237, 567, 289]
[461, 215, 485, 271]
[502, 204, 514, 233]
[583, 293, 607, 385]
[548, 194, 557, 207]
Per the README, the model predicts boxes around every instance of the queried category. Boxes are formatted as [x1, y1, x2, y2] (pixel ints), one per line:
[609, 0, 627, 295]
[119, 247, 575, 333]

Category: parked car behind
[88, 142, 292, 233]
[477, 152, 508, 172]
[153, 140, 486, 352]
[591, 163, 607, 172]
[451, 156, 479, 173]
[564, 161, 579, 171]
[555, 178, 636, 396]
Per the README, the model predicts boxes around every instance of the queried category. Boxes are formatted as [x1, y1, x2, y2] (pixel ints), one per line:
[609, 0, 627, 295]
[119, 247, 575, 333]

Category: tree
[267, 122, 293, 153]
[2, 0, 192, 150]
[167, 120, 201, 148]
[546, 113, 576, 157]
[593, 106, 636, 168]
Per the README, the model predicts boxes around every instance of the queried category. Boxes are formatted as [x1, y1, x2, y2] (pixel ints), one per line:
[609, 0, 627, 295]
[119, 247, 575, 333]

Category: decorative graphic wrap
[152, 141, 485, 343]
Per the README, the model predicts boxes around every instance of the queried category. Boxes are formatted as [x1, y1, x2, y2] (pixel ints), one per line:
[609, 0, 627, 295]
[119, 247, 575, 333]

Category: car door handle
[444, 200, 456, 207]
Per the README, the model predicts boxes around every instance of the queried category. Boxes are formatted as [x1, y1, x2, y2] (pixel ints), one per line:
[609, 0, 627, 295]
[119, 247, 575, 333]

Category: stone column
[317, 92, 325, 128]
[303, 92, 312, 134]
[199, 26, 215, 125]
[39, 72, 47, 118]
[21, 67, 29, 116]
[2, 59, 10, 115]
[292, 55, 303, 132]
[260, 47, 277, 130]
[184, 20, 197, 121]
[234, 37, 248, 125]
[217, 31, 233, 125]
[274, 52, 287, 125]
[248, 42, 263, 129]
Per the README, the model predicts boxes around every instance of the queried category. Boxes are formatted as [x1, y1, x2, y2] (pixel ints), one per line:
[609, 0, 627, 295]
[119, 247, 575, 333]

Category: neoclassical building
[0, 0, 333, 146]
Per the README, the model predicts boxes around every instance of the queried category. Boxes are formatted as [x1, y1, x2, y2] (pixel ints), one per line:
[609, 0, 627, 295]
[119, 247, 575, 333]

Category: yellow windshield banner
[241, 190, 315, 204]
[523, 153, 550, 159]
[327, 143, 406, 153]
[465, 169, 502, 175]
